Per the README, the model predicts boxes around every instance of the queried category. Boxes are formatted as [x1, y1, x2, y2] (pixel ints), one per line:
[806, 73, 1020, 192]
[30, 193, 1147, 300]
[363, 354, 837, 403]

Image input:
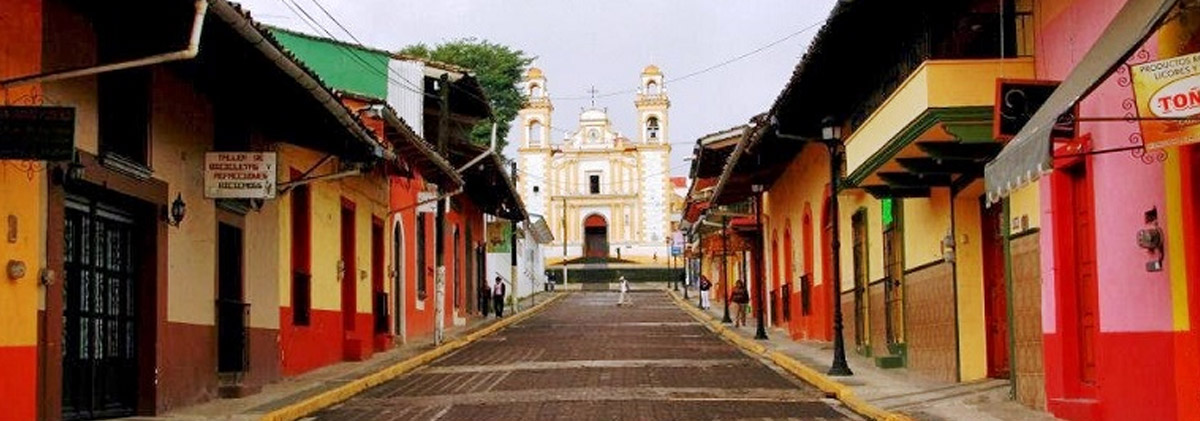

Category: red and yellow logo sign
[1132, 51, 1200, 150]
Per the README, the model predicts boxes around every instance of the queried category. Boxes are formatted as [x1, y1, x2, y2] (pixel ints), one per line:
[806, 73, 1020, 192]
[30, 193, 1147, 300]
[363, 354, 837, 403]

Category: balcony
[842, 58, 1035, 195]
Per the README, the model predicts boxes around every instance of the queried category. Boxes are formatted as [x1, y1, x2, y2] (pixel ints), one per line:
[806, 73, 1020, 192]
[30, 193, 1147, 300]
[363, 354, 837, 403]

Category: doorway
[981, 197, 1010, 378]
[1059, 162, 1099, 390]
[340, 201, 357, 336]
[583, 214, 609, 258]
[851, 210, 869, 350]
[62, 197, 139, 420]
[882, 199, 904, 347]
[371, 218, 386, 340]
[391, 218, 405, 343]
[216, 220, 248, 374]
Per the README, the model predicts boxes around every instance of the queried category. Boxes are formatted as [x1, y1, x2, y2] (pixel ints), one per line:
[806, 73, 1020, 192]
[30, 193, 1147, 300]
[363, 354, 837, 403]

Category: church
[516, 66, 674, 266]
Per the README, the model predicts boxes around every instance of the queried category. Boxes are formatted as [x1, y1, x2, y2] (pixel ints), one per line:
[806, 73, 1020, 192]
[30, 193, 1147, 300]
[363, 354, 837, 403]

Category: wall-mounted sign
[1132, 51, 1200, 150]
[0, 106, 75, 161]
[993, 79, 1076, 141]
[417, 191, 437, 214]
[204, 152, 276, 199]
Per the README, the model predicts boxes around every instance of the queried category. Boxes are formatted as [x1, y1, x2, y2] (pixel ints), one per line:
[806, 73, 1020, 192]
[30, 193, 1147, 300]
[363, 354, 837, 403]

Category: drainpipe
[0, 0, 209, 88]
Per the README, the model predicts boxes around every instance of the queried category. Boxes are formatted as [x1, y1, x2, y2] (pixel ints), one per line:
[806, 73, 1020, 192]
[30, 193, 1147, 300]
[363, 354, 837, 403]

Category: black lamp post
[721, 213, 733, 324]
[822, 117, 853, 376]
[752, 184, 768, 340]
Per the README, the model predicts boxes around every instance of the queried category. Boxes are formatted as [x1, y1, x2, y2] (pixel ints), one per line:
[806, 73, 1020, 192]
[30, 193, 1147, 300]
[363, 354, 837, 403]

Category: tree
[399, 39, 534, 154]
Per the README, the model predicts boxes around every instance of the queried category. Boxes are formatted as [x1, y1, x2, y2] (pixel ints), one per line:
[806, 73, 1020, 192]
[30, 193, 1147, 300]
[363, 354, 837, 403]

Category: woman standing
[730, 280, 750, 327]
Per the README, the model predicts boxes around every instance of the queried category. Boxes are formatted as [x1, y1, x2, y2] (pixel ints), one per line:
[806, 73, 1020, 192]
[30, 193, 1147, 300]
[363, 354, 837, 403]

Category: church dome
[642, 64, 662, 75]
[527, 67, 544, 79]
[580, 108, 607, 121]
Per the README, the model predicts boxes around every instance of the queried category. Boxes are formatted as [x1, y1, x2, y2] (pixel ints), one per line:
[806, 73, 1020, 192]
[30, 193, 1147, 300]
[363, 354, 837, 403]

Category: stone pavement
[685, 290, 1060, 421]
[313, 291, 859, 421]
[122, 292, 561, 421]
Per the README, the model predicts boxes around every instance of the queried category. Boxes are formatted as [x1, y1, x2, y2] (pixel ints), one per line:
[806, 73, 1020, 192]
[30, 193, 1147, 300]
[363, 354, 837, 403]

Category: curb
[260, 292, 568, 421]
[665, 290, 913, 421]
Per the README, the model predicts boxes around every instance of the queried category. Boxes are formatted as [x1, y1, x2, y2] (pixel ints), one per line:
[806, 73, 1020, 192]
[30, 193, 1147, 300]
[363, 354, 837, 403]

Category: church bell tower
[635, 65, 669, 145]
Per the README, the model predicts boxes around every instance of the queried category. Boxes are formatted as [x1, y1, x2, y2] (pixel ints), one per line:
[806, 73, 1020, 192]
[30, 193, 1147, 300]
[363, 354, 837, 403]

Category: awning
[984, 0, 1179, 204]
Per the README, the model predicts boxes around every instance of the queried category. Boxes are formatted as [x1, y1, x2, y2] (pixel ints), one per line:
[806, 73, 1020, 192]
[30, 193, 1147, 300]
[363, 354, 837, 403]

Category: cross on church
[587, 85, 599, 107]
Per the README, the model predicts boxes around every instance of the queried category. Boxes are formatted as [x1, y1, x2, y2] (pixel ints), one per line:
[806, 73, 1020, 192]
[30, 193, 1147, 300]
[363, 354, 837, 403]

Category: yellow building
[517, 66, 673, 266]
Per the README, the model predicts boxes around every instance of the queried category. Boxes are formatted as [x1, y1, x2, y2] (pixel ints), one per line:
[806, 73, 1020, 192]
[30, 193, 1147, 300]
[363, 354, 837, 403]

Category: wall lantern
[821, 117, 843, 141]
[1138, 207, 1164, 272]
[167, 193, 187, 227]
[940, 230, 956, 264]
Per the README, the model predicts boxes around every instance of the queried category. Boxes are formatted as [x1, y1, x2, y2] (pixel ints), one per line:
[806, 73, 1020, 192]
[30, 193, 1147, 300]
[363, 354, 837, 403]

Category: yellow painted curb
[666, 291, 914, 421]
[260, 292, 568, 421]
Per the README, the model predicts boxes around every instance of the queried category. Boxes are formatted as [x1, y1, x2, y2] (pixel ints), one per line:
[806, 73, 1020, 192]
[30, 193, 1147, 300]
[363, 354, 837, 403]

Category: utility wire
[549, 18, 825, 101]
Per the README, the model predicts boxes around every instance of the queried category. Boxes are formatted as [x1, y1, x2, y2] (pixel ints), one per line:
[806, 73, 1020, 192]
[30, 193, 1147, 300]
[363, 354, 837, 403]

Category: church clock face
[588, 129, 600, 142]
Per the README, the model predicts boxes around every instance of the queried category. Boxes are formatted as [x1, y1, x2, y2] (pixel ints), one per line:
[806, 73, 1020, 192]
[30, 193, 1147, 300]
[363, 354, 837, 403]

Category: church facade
[516, 66, 673, 266]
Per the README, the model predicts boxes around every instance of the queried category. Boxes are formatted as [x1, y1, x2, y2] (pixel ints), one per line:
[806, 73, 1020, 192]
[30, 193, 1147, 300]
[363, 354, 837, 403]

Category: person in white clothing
[699, 275, 712, 309]
[617, 276, 631, 306]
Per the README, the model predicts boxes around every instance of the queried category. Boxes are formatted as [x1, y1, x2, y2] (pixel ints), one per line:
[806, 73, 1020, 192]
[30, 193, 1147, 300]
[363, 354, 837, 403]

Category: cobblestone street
[313, 291, 856, 420]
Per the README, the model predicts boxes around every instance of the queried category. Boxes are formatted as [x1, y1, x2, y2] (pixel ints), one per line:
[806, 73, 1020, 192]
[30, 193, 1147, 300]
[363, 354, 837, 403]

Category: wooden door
[1070, 166, 1099, 385]
[981, 199, 1010, 378]
[217, 222, 248, 373]
[340, 203, 357, 332]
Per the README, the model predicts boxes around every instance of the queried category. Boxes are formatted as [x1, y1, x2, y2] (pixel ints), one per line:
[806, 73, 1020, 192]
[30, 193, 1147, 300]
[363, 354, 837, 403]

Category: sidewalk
[673, 290, 1058, 421]
[125, 292, 563, 421]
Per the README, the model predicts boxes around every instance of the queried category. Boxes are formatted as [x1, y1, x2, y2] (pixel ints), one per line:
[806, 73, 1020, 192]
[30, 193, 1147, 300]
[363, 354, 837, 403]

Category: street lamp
[720, 210, 733, 324]
[822, 116, 853, 376]
[752, 184, 768, 340]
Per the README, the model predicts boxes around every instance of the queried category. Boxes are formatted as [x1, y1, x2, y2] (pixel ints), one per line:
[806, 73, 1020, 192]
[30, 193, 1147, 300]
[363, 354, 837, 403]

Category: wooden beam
[916, 141, 1003, 160]
[861, 185, 932, 199]
[877, 171, 953, 187]
[896, 157, 981, 175]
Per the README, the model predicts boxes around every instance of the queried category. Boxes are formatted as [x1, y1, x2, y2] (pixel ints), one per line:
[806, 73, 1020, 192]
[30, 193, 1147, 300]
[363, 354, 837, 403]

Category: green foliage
[399, 38, 534, 154]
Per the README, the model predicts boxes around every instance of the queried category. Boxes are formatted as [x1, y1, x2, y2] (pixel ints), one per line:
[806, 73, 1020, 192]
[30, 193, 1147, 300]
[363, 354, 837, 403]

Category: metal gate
[63, 197, 138, 420]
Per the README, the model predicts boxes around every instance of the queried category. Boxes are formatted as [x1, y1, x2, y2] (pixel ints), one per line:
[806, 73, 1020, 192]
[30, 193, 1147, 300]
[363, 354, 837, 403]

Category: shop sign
[204, 152, 276, 199]
[417, 191, 437, 213]
[994, 79, 1076, 141]
[0, 106, 75, 161]
[1132, 51, 1200, 149]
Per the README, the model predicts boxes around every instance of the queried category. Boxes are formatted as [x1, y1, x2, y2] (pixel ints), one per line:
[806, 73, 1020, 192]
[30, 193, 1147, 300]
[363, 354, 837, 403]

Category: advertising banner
[1131, 51, 1200, 150]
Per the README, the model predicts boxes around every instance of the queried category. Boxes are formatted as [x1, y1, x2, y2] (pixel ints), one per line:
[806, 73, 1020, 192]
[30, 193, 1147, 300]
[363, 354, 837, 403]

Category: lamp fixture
[821, 116, 843, 141]
[167, 193, 187, 227]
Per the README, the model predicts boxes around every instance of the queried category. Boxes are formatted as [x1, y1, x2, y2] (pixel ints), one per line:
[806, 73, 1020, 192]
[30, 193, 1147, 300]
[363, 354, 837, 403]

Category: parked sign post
[204, 152, 277, 199]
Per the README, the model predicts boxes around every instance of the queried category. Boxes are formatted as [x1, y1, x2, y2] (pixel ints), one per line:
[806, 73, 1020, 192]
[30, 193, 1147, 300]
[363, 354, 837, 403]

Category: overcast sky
[235, 0, 837, 177]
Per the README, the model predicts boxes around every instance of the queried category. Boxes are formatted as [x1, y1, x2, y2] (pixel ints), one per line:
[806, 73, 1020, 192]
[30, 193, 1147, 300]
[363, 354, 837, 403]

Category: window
[98, 69, 151, 165]
[588, 129, 600, 142]
[646, 80, 660, 95]
[290, 177, 312, 326]
[529, 121, 544, 145]
[646, 117, 660, 141]
[530, 83, 543, 97]
[417, 213, 427, 300]
[589, 174, 601, 194]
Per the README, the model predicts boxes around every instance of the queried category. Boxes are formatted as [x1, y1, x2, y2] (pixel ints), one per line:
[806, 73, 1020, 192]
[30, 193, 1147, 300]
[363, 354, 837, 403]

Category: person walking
[617, 276, 631, 306]
[492, 276, 507, 318]
[699, 275, 712, 309]
[731, 280, 750, 327]
[478, 278, 491, 317]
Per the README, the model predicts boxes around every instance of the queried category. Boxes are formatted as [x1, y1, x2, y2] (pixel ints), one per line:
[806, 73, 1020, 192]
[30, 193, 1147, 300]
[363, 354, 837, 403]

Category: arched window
[529, 121, 544, 145]
[646, 80, 660, 95]
[646, 117, 660, 141]
[529, 83, 543, 97]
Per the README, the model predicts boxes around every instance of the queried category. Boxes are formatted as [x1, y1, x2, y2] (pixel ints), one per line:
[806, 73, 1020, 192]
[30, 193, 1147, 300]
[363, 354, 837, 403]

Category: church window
[530, 83, 543, 97]
[529, 121, 544, 145]
[647, 80, 660, 95]
[646, 117, 660, 141]
[533, 186, 540, 194]
[589, 174, 601, 194]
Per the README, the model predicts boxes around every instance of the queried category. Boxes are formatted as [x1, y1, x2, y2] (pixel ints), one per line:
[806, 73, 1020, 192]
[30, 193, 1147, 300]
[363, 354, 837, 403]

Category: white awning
[984, 0, 1179, 204]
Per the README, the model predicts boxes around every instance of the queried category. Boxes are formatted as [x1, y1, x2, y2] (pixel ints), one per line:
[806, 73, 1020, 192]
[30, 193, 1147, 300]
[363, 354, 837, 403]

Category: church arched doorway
[583, 214, 609, 258]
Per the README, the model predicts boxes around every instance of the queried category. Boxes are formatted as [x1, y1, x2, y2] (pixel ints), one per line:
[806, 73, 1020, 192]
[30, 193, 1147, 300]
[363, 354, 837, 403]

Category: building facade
[517, 66, 673, 265]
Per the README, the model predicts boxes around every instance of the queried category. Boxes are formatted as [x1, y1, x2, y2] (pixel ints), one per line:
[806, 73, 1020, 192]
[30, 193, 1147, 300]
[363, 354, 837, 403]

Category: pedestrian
[492, 276, 507, 318]
[731, 280, 750, 327]
[617, 275, 630, 306]
[478, 278, 491, 317]
[699, 275, 712, 309]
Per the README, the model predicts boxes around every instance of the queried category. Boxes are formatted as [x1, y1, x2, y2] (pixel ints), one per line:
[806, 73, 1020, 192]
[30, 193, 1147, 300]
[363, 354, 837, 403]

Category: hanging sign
[0, 106, 75, 161]
[417, 191, 437, 214]
[204, 152, 276, 199]
[1132, 51, 1200, 150]
[994, 79, 1076, 141]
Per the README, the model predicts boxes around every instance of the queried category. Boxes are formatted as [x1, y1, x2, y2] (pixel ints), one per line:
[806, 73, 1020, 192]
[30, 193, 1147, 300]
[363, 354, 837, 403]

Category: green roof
[269, 28, 389, 98]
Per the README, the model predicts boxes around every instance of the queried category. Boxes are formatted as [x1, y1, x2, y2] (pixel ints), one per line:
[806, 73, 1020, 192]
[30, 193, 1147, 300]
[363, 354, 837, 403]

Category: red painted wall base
[0, 345, 36, 421]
